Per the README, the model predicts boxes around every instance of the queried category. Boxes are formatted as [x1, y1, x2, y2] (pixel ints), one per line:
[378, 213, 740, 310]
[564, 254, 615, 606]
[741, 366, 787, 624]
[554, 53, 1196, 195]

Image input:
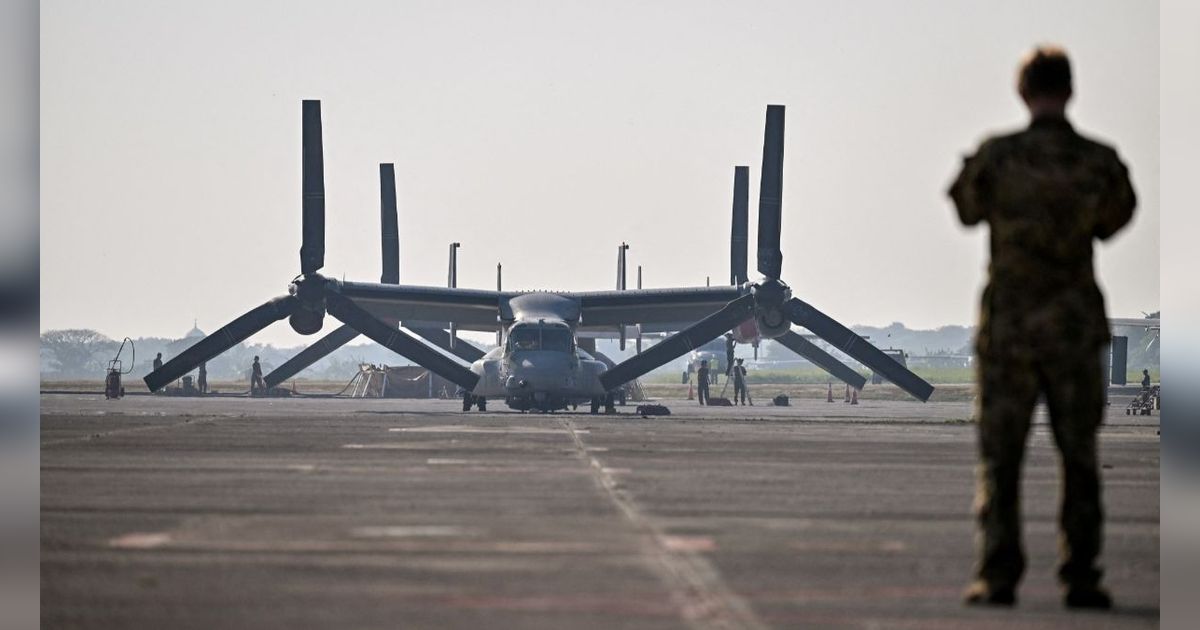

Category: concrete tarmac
[41, 393, 1159, 629]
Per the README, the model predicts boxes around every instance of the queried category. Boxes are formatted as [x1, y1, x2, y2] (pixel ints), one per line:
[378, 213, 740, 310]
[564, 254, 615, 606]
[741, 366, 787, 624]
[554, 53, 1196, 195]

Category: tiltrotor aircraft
[145, 101, 934, 412]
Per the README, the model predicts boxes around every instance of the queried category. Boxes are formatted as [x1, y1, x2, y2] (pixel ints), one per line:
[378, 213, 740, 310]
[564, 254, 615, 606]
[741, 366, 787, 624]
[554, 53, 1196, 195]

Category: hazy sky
[41, 0, 1159, 347]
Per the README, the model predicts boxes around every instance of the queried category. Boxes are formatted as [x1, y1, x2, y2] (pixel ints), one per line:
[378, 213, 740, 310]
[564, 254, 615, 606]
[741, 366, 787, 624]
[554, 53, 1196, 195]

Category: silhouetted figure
[1140, 369, 1150, 390]
[950, 46, 1135, 610]
[732, 358, 749, 405]
[197, 363, 208, 394]
[153, 352, 163, 372]
[250, 356, 266, 394]
[696, 360, 710, 405]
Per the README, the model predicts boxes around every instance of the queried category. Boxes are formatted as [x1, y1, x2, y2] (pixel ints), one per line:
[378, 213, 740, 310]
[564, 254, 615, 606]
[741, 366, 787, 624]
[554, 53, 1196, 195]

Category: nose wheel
[462, 393, 486, 412]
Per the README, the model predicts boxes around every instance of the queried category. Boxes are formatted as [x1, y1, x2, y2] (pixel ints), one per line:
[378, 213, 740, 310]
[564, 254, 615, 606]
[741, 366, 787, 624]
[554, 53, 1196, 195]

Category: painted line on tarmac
[390, 426, 589, 435]
[109, 532, 172, 549]
[561, 418, 767, 630]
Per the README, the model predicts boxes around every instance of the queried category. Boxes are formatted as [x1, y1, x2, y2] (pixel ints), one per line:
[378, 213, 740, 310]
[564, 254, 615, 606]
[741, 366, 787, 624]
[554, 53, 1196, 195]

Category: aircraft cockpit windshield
[507, 322, 574, 353]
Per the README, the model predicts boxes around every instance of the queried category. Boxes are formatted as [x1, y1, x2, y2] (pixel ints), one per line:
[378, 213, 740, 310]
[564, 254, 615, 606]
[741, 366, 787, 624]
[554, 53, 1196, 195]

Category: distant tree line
[39, 329, 438, 383]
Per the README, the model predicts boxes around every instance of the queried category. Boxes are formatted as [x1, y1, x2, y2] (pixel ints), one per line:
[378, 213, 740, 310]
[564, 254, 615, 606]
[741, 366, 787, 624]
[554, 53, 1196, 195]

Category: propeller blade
[616, 242, 629, 291]
[263, 323, 360, 389]
[774, 330, 867, 391]
[496, 263, 503, 347]
[300, 100, 326, 275]
[408, 326, 486, 364]
[636, 266, 643, 353]
[380, 163, 399, 284]
[757, 105, 785, 279]
[731, 165, 750, 285]
[786, 298, 934, 402]
[600, 294, 756, 391]
[325, 291, 480, 391]
[143, 296, 298, 392]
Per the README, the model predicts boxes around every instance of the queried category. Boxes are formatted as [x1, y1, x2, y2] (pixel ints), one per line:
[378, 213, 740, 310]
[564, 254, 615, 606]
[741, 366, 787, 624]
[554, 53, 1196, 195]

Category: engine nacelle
[755, 306, 791, 339]
[289, 307, 324, 335]
[288, 274, 328, 335]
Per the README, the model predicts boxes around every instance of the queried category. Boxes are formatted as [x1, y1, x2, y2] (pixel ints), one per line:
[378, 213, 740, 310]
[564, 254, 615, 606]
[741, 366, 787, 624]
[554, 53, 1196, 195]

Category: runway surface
[41, 393, 1159, 629]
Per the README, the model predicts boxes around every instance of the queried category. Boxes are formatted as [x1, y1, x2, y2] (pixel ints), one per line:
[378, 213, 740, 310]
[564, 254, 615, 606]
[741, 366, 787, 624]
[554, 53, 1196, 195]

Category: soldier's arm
[1094, 149, 1137, 240]
[947, 142, 992, 226]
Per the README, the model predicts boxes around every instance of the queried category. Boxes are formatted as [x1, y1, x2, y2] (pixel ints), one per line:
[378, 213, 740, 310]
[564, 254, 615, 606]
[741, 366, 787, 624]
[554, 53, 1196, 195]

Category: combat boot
[1064, 584, 1112, 609]
[963, 580, 1016, 607]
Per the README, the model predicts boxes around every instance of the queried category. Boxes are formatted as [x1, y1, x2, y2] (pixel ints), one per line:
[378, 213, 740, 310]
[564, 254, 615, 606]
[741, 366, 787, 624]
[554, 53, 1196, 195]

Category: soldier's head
[156, 352, 161, 359]
[736, 358, 744, 365]
[1017, 46, 1072, 115]
[254, 355, 260, 362]
[700, 360, 708, 368]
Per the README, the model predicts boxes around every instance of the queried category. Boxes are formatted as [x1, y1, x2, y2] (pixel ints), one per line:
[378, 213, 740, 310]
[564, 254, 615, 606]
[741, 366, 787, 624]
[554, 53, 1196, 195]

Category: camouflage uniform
[949, 116, 1136, 591]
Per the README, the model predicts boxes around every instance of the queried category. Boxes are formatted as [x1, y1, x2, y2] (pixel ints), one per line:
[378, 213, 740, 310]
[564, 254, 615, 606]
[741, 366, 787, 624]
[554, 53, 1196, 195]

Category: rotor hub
[288, 274, 328, 335]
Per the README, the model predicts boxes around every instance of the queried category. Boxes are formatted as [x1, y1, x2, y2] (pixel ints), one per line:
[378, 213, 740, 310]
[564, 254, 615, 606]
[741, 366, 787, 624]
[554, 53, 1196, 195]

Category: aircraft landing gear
[589, 397, 601, 415]
[463, 394, 487, 412]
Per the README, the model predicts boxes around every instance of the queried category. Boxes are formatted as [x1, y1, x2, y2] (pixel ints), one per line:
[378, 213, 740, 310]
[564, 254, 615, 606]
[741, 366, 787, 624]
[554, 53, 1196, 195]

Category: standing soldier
[732, 358, 749, 405]
[696, 360, 710, 406]
[1140, 368, 1151, 390]
[949, 46, 1135, 609]
[250, 356, 266, 394]
[197, 363, 208, 395]
[152, 352, 163, 372]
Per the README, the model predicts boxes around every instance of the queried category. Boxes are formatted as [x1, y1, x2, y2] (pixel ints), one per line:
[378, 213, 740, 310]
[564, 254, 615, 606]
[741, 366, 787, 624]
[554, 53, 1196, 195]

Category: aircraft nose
[506, 352, 575, 391]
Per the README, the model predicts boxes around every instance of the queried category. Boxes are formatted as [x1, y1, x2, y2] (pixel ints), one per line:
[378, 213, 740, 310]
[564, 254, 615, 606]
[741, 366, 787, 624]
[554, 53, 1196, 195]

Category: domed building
[167, 320, 206, 356]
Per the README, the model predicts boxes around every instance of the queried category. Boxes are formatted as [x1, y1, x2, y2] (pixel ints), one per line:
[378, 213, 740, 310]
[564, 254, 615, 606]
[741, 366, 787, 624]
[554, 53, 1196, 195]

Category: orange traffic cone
[851, 389, 859, 405]
[826, 383, 834, 403]
[844, 384, 851, 403]
[687, 381, 694, 400]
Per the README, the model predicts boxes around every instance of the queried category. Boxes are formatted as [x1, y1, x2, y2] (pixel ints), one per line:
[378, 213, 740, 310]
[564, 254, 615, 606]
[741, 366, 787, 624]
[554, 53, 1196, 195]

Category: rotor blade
[380, 163, 399, 284]
[325, 291, 480, 391]
[263, 323, 360, 389]
[300, 100, 326, 275]
[600, 294, 756, 391]
[757, 105, 785, 279]
[143, 296, 298, 392]
[731, 165, 749, 285]
[408, 326, 486, 364]
[786, 298, 934, 402]
[774, 329, 867, 391]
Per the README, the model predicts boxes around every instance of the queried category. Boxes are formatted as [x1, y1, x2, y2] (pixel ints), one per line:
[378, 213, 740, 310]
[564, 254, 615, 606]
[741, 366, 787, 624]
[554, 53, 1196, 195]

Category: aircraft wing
[336, 281, 503, 330]
[573, 286, 744, 328]
[1110, 317, 1160, 329]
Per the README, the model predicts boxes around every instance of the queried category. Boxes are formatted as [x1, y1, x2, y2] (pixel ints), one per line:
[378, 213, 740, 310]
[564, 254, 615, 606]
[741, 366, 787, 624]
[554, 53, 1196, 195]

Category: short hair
[1018, 45, 1072, 99]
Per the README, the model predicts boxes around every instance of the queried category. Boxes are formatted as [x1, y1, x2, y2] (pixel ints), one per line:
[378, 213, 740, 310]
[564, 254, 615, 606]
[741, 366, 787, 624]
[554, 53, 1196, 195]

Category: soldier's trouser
[734, 381, 746, 404]
[974, 349, 1105, 589]
[697, 381, 709, 405]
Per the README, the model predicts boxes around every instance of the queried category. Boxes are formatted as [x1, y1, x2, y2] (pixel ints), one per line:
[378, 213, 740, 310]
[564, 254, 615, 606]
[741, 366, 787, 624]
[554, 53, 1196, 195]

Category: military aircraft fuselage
[470, 317, 610, 412]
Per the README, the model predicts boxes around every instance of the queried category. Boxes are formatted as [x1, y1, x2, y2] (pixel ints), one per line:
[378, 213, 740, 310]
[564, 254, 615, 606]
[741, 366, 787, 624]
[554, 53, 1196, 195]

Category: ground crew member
[696, 360, 710, 405]
[1140, 369, 1150, 390]
[732, 358, 749, 405]
[949, 46, 1135, 609]
[153, 352, 163, 372]
[250, 356, 266, 394]
[197, 363, 208, 394]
